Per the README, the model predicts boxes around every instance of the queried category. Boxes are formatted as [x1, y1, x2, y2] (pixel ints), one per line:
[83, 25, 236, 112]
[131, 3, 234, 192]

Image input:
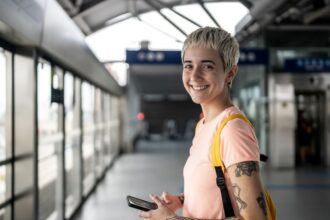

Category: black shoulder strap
[260, 154, 268, 162]
[215, 166, 235, 217]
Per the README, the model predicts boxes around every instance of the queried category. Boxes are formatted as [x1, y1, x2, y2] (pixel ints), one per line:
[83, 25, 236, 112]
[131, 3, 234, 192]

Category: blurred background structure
[0, 0, 330, 219]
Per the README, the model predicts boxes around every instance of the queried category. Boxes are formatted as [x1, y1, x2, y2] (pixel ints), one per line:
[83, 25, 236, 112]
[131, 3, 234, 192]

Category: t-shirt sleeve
[220, 118, 260, 168]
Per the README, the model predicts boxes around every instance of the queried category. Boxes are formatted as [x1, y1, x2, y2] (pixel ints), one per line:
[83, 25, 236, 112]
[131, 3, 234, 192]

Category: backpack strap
[215, 166, 235, 217]
[211, 113, 252, 172]
[211, 113, 268, 170]
[211, 113, 252, 218]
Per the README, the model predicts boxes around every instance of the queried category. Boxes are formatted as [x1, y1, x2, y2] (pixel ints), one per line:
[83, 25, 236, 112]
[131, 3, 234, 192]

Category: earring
[228, 81, 232, 88]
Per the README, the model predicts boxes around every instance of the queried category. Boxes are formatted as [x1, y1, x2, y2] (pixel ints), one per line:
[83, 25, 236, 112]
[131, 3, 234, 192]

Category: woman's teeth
[191, 85, 207, 90]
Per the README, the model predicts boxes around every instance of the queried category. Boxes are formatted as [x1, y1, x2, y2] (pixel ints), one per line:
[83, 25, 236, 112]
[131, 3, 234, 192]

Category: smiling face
[182, 47, 233, 107]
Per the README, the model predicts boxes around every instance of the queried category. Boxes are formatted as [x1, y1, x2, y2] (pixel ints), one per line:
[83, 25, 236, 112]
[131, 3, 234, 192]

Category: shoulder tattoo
[235, 161, 259, 177]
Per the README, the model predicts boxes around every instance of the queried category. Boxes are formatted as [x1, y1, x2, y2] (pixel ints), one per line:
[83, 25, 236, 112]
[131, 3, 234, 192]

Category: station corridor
[73, 140, 330, 220]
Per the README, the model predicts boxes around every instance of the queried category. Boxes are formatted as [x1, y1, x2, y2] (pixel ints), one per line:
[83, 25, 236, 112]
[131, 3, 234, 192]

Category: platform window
[13, 53, 35, 219]
[94, 89, 104, 178]
[0, 205, 11, 220]
[103, 94, 111, 165]
[0, 164, 11, 212]
[82, 82, 95, 195]
[0, 50, 11, 220]
[37, 62, 64, 220]
[110, 97, 120, 154]
[64, 73, 81, 218]
[0, 51, 6, 161]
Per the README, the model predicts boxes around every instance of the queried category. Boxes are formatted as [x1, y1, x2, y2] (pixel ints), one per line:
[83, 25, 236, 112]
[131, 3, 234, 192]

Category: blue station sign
[126, 50, 181, 64]
[284, 58, 330, 72]
[126, 48, 269, 65]
[239, 48, 269, 65]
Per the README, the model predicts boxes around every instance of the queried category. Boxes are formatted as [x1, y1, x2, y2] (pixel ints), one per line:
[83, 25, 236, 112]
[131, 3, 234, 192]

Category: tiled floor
[73, 140, 330, 220]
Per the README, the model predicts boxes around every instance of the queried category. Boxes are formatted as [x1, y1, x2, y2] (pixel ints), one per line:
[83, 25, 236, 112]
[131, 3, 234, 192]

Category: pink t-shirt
[183, 106, 260, 219]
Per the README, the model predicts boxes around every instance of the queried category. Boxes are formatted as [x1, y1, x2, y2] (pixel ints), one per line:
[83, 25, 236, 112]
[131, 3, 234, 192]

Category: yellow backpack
[208, 113, 276, 219]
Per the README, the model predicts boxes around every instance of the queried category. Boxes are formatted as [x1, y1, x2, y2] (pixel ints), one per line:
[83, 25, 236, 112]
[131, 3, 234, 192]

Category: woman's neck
[201, 99, 233, 123]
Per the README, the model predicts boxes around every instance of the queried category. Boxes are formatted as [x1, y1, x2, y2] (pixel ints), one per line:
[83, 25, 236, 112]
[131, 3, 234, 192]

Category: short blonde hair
[182, 27, 240, 72]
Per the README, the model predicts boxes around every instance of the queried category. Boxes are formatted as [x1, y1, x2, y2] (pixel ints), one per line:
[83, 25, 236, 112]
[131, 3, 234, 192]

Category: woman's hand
[138, 194, 176, 220]
[161, 192, 183, 212]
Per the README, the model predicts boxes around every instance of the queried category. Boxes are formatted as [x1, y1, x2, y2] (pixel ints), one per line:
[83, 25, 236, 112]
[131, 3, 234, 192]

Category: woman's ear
[226, 65, 238, 83]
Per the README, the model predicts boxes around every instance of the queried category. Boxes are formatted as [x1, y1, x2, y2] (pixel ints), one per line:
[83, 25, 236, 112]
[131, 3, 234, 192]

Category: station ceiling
[57, 0, 330, 45]
[56, 0, 330, 96]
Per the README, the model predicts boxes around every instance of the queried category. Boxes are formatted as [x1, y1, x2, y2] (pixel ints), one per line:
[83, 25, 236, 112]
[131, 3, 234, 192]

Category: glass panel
[160, 8, 199, 35]
[103, 94, 111, 165]
[174, 4, 216, 27]
[94, 89, 104, 178]
[14, 54, 35, 156]
[86, 17, 182, 62]
[234, 66, 266, 153]
[82, 82, 95, 195]
[13, 53, 35, 220]
[53, 67, 64, 90]
[0, 165, 11, 204]
[64, 74, 81, 218]
[110, 97, 120, 154]
[15, 194, 33, 220]
[0, 205, 11, 220]
[38, 61, 63, 220]
[15, 159, 32, 194]
[139, 11, 186, 42]
[205, 2, 248, 34]
[0, 51, 6, 161]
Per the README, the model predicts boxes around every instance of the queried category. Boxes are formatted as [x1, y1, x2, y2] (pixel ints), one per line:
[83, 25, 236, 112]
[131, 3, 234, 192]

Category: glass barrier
[82, 82, 95, 196]
[37, 61, 64, 220]
[0, 51, 6, 161]
[64, 73, 81, 218]
[103, 94, 111, 166]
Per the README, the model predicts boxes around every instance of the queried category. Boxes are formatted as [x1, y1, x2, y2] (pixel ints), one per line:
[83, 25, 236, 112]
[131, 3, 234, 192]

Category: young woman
[138, 27, 268, 220]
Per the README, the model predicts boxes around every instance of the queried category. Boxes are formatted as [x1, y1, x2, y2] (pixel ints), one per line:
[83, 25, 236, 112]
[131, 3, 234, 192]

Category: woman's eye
[184, 65, 192, 69]
[203, 65, 214, 70]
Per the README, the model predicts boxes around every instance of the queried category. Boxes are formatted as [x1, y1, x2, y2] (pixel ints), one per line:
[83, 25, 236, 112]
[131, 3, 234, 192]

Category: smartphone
[127, 195, 158, 211]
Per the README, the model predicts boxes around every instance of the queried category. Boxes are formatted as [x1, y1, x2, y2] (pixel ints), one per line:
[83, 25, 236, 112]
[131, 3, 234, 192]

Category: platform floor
[73, 140, 330, 220]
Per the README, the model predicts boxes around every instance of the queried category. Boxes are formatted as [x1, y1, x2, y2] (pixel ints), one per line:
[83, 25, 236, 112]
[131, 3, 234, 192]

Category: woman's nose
[190, 67, 202, 80]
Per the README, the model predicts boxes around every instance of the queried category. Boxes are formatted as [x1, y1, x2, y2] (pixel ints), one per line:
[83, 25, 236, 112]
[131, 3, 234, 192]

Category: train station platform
[72, 140, 330, 220]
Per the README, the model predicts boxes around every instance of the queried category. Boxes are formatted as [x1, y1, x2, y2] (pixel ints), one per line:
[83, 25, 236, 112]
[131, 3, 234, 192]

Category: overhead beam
[57, 0, 79, 16]
[196, 0, 220, 28]
[153, 0, 202, 27]
[304, 5, 330, 24]
[74, 0, 84, 12]
[79, 0, 107, 13]
[91, 13, 132, 34]
[73, 15, 92, 35]
[136, 16, 183, 43]
[267, 24, 330, 31]
[143, 0, 188, 36]
[238, 0, 253, 9]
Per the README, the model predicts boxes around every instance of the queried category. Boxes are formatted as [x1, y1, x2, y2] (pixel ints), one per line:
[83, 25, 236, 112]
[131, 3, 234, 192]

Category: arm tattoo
[256, 192, 267, 216]
[235, 161, 259, 177]
[232, 184, 247, 211]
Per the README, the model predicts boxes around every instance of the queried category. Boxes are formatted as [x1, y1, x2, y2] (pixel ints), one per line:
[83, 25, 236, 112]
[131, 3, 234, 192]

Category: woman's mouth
[190, 85, 208, 91]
